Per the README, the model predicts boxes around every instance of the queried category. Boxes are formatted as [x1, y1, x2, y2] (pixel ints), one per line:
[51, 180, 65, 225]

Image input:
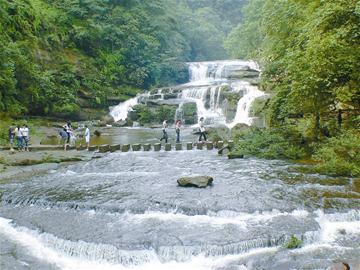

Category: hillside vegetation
[226, 0, 360, 177]
[0, 0, 245, 118]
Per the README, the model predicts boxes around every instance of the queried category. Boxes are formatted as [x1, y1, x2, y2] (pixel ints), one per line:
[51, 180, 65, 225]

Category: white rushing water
[228, 86, 265, 127]
[1, 208, 359, 270]
[109, 97, 138, 122]
[109, 60, 265, 127]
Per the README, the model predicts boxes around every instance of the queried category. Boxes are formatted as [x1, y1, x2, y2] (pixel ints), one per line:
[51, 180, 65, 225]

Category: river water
[0, 128, 359, 270]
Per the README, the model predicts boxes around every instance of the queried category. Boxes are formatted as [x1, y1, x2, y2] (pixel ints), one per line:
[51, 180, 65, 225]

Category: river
[0, 127, 359, 269]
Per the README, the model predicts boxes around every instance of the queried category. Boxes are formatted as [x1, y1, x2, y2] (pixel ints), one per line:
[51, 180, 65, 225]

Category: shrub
[232, 127, 307, 160]
[313, 130, 360, 177]
[284, 235, 302, 249]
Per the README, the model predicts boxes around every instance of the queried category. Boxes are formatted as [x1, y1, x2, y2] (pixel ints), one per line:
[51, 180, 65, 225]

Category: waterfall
[109, 97, 138, 122]
[189, 63, 209, 82]
[109, 60, 264, 126]
[228, 86, 265, 127]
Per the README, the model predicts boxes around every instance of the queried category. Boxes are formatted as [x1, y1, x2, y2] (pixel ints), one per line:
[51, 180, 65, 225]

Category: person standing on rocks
[84, 125, 90, 150]
[160, 120, 168, 143]
[63, 122, 72, 144]
[8, 123, 16, 151]
[59, 128, 69, 151]
[198, 117, 207, 142]
[14, 125, 24, 150]
[175, 119, 181, 143]
[21, 124, 30, 151]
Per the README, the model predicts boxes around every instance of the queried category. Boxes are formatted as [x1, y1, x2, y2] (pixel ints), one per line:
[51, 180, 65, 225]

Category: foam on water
[0, 216, 276, 270]
[120, 209, 310, 229]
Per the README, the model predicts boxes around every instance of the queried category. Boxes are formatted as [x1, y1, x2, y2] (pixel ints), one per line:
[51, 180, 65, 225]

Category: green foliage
[313, 130, 360, 177]
[284, 235, 302, 249]
[0, 0, 246, 118]
[133, 104, 153, 125]
[225, 0, 360, 130]
[226, 0, 359, 177]
[133, 104, 177, 125]
[233, 127, 307, 160]
[156, 105, 177, 124]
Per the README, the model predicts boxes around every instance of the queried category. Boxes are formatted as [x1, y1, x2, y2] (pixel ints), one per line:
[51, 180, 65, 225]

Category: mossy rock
[177, 176, 213, 188]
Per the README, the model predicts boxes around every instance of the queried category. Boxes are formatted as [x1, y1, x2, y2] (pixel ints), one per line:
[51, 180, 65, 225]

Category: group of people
[59, 122, 90, 150]
[160, 117, 207, 143]
[8, 124, 30, 151]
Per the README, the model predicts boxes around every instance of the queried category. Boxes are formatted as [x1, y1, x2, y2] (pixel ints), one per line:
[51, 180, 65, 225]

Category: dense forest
[0, 0, 245, 118]
[225, 0, 360, 176]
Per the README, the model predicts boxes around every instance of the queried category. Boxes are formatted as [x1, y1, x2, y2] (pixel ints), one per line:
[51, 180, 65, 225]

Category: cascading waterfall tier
[109, 60, 265, 127]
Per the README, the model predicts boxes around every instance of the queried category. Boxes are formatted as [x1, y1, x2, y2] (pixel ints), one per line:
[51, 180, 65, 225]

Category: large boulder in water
[177, 176, 213, 188]
[101, 114, 115, 125]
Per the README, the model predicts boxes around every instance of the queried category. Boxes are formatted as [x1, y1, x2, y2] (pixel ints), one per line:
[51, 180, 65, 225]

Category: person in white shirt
[84, 125, 90, 150]
[14, 125, 23, 150]
[198, 117, 207, 142]
[21, 124, 30, 151]
[160, 120, 168, 143]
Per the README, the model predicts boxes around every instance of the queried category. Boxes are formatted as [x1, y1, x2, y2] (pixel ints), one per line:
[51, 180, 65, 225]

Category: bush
[232, 127, 307, 160]
[284, 235, 302, 249]
[133, 104, 154, 125]
[133, 104, 177, 125]
[313, 130, 360, 177]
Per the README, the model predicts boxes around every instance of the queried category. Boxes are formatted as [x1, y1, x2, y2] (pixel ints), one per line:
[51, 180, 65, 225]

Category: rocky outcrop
[231, 123, 250, 132]
[177, 176, 213, 188]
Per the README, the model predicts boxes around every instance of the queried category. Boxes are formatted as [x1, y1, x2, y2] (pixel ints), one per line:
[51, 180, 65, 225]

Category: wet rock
[206, 142, 214, 150]
[186, 142, 193, 150]
[127, 111, 139, 121]
[110, 144, 121, 152]
[231, 123, 250, 132]
[163, 93, 178, 100]
[143, 144, 151, 151]
[228, 153, 244, 159]
[165, 143, 172, 151]
[132, 144, 141, 151]
[218, 145, 230, 155]
[177, 176, 213, 188]
[94, 130, 101, 137]
[101, 114, 114, 125]
[175, 143, 182, 151]
[121, 144, 130, 152]
[99, 144, 110, 153]
[226, 69, 260, 79]
[88, 145, 98, 151]
[154, 143, 161, 151]
[113, 120, 127, 127]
